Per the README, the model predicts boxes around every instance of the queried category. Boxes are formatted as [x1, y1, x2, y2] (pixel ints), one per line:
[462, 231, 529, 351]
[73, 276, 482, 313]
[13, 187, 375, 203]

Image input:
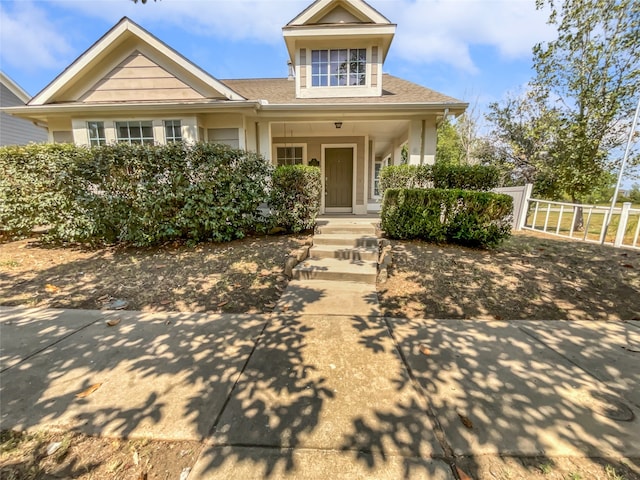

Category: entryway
[324, 147, 353, 213]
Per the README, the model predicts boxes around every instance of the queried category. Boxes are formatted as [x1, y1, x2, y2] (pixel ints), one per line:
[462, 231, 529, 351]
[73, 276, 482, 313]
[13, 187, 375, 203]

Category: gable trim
[286, 0, 391, 27]
[30, 17, 245, 106]
[0, 71, 31, 104]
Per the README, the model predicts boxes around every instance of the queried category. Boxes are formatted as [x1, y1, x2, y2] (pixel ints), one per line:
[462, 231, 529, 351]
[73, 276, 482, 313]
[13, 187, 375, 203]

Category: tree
[532, 0, 640, 204]
[482, 89, 562, 193]
[436, 109, 482, 165]
[436, 118, 464, 165]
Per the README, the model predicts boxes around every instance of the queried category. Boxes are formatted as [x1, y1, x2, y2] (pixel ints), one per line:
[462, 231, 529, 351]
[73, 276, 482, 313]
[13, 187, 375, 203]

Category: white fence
[523, 198, 640, 250]
[494, 184, 640, 250]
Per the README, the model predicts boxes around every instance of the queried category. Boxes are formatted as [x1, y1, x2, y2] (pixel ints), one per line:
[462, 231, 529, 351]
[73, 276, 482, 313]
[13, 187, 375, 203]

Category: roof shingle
[222, 74, 465, 106]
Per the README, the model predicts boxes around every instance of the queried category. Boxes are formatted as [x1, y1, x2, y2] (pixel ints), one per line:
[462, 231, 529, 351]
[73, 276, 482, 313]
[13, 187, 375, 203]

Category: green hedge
[0, 143, 272, 245]
[381, 188, 513, 248]
[269, 165, 322, 233]
[379, 163, 500, 194]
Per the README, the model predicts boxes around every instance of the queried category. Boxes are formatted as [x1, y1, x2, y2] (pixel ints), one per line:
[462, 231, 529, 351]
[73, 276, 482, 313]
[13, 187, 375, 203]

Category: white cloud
[0, 1, 73, 71]
[1, 0, 556, 76]
[391, 0, 556, 72]
[49, 0, 308, 44]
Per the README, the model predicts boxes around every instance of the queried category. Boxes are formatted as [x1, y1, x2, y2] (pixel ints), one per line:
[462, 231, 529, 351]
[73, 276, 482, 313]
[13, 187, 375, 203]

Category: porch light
[334, 121, 343, 129]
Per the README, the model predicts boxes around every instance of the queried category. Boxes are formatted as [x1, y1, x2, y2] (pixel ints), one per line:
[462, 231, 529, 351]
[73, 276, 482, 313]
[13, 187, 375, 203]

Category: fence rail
[522, 198, 640, 250]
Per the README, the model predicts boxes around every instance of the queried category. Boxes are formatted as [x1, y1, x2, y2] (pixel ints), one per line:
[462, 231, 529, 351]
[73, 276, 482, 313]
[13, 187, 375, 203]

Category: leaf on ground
[45, 441, 62, 456]
[160, 299, 171, 305]
[275, 285, 284, 292]
[458, 413, 473, 429]
[97, 294, 110, 301]
[260, 269, 271, 277]
[419, 345, 431, 356]
[217, 301, 229, 307]
[494, 315, 504, 320]
[455, 465, 473, 480]
[133, 450, 139, 466]
[233, 283, 242, 288]
[45, 284, 59, 293]
[281, 305, 289, 312]
[76, 383, 102, 398]
[106, 318, 121, 327]
[180, 467, 191, 480]
[621, 264, 634, 268]
[264, 302, 276, 309]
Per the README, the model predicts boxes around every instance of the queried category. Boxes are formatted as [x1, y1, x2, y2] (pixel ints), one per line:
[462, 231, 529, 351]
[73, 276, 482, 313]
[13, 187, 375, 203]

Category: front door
[325, 147, 353, 213]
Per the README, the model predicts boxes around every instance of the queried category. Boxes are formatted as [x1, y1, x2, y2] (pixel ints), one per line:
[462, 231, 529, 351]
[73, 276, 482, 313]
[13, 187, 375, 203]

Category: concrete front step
[293, 257, 377, 283]
[316, 224, 377, 235]
[310, 244, 379, 262]
[312, 233, 379, 248]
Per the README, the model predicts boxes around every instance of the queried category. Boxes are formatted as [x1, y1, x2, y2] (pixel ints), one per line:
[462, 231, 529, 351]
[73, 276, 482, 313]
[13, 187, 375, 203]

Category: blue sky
[1, 0, 636, 185]
[0, 0, 555, 108]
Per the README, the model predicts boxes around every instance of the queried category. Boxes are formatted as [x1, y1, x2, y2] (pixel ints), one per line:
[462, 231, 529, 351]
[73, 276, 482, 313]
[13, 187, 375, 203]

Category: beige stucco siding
[80, 52, 205, 103]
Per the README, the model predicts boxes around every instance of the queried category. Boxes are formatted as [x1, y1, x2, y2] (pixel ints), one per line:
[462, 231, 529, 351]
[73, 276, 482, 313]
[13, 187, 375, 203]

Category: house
[0, 72, 48, 146]
[3, 0, 466, 214]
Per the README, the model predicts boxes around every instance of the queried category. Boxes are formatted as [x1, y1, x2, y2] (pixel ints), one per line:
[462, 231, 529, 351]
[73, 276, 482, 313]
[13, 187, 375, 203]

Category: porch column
[408, 118, 436, 165]
[257, 121, 272, 162]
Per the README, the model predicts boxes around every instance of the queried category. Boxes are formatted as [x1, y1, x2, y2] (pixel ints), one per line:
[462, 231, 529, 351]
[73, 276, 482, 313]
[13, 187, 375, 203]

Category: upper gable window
[311, 49, 367, 87]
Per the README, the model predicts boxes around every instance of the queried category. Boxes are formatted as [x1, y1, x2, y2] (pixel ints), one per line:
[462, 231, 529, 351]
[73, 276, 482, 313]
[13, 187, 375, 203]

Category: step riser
[292, 269, 377, 283]
[316, 226, 376, 235]
[313, 236, 379, 248]
[309, 248, 378, 262]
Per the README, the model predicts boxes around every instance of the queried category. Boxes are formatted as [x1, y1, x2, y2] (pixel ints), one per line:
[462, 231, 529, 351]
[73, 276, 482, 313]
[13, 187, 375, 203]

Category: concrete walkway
[1, 305, 639, 479]
[277, 216, 382, 316]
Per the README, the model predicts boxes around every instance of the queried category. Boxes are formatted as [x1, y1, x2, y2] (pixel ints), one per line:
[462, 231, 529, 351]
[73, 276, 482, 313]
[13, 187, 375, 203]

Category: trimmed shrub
[379, 164, 433, 192]
[269, 165, 322, 233]
[381, 188, 513, 248]
[379, 163, 500, 194]
[432, 163, 500, 191]
[0, 142, 272, 245]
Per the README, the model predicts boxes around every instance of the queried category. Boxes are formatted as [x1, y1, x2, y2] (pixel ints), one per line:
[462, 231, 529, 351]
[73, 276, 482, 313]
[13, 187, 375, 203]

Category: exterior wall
[315, 6, 362, 24]
[295, 41, 383, 99]
[0, 83, 47, 146]
[272, 135, 366, 213]
[408, 117, 437, 165]
[79, 52, 205, 103]
[71, 116, 199, 146]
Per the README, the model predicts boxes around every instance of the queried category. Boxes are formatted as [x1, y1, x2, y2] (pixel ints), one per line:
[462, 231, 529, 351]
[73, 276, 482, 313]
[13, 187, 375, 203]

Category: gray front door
[325, 147, 353, 212]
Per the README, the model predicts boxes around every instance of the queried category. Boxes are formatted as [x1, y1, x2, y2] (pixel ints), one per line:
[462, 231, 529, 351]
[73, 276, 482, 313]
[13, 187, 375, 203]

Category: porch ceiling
[271, 119, 408, 156]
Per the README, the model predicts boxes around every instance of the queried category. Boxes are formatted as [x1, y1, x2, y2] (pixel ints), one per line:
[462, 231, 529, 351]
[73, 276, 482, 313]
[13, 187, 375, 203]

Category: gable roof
[29, 17, 245, 106]
[282, 0, 396, 64]
[286, 0, 391, 26]
[0, 71, 31, 104]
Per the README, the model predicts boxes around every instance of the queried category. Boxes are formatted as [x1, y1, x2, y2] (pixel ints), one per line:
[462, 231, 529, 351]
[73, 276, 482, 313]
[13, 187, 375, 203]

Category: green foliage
[381, 188, 513, 248]
[531, 0, 640, 202]
[0, 143, 272, 245]
[436, 118, 464, 165]
[379, 164, 433, 192]
[269, 165, 322, 233]
[379, 163, 500, 194]
[432, 163, 500, 191]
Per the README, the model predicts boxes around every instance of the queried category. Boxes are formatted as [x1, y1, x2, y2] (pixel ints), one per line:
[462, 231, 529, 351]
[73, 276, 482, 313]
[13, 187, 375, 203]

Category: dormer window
[311, 48, 367, 87]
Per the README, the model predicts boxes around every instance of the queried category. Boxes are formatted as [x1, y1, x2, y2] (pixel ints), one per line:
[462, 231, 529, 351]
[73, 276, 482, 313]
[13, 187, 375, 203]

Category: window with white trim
[164, 120, 182, 143]
[116, 121, 154, 145]
[87, 121, 106, 146]
[311, 49, 367, 87]
[275, 146, 305, 166]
